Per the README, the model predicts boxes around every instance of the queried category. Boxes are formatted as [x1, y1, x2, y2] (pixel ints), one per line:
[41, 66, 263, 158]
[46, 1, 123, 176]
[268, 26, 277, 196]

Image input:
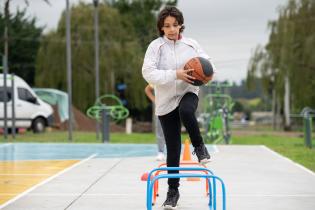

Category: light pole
[93, 0, 100, 140]
[3, 1, 10, 140]
[66, 0, 73, 141]
[2, 55, 8, 140]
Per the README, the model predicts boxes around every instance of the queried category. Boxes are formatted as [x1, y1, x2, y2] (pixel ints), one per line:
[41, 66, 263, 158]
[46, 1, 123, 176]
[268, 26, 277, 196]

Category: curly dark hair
[157, 6, 185, 37]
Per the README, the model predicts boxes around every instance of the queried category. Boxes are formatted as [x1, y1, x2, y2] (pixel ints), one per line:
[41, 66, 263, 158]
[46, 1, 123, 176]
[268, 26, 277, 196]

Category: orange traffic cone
[182, 139, 192, 161]
[182, 139, 200, 181]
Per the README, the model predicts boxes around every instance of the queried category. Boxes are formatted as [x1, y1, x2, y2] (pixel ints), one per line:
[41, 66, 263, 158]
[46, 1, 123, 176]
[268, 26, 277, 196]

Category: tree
[36, 1, 178, 119]
[0, 9, 43, 85]
[35, 2, 147, 113]
[2, 0, 49, 84]
[247, 0, 315, 130]
[111, 0, 177, 51]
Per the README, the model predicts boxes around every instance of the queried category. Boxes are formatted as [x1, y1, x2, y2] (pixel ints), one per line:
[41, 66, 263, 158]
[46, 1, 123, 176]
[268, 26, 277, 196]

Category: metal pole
[3, 56, 8, 140]
[3, 0, 10, 140]
[11, 73, 15, 139]
[93, 0, 100, 140]
[101, 107, 110, 143]
[66, 0, 73, 142]
[304, 112, 312, 148]
[284, 75, 291, 130]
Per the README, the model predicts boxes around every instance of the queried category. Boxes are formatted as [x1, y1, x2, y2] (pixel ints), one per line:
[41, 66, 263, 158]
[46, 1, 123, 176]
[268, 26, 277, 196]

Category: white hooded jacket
[142, 35, 214, 116]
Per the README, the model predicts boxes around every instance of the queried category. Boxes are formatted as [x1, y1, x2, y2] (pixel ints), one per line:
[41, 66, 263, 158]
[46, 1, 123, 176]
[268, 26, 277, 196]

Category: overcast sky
[5, 0, 288, 83]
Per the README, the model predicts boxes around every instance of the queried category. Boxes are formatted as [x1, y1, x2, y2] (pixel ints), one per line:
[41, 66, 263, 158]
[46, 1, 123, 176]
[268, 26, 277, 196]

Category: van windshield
[18, 88, 38, 104]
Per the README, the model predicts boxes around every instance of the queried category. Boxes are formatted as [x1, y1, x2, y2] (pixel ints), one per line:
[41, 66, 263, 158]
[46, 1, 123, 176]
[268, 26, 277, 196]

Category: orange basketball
[184, 57, 214, 86]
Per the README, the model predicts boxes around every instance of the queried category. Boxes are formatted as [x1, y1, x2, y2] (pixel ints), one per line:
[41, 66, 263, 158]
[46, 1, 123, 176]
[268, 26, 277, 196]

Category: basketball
[184, 57, 214, 86]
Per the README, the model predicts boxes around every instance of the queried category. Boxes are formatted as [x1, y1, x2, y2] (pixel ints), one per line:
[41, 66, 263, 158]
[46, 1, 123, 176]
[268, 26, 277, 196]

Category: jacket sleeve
[142, 42, 177, 86]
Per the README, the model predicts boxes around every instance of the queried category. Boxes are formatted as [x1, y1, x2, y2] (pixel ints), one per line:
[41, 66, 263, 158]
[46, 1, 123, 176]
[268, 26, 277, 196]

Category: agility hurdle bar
[152, 162, 214, 205]
[146, 167, 226, 210]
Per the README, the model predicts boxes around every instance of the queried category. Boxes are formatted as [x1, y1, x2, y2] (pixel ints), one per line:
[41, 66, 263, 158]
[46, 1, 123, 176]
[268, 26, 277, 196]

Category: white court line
[261, 145, 315, 177]
[0, 174, 51, 176]
[0, 158, 84, 162]
[0, 143, 12, 148]
[0, 153, 97, 210]
[0, 193, 314, 198]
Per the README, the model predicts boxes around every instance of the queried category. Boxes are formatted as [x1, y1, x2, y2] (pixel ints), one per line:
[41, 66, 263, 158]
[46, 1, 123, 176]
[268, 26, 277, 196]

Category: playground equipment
[200, 82, 234, 144]
[86, 94, 129, 142]
[291, 107, 315, 148]
[302, 107, 314, 148]
[146, 167, 226, 210]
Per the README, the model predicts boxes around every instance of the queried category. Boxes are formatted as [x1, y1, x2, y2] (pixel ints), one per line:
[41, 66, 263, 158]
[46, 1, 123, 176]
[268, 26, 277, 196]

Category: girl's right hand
[176, 69, 195, 84]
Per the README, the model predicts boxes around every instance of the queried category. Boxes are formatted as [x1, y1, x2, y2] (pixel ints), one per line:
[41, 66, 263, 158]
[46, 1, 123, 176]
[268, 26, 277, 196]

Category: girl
[142, 6, 213, 209]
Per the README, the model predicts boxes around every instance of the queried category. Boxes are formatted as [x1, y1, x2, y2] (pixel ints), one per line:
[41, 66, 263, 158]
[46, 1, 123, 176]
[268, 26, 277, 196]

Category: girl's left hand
[176, 69, 195, 84]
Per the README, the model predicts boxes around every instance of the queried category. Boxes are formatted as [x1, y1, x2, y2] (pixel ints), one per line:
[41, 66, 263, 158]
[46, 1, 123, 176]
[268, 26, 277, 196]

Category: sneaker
[156, 152, 165, 161]
[193, 144, 211, 164]
[162, 188, 180, 210]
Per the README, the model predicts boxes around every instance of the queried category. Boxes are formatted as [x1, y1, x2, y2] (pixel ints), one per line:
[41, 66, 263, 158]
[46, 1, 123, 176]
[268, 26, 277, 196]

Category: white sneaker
[156, 152, 165, 161]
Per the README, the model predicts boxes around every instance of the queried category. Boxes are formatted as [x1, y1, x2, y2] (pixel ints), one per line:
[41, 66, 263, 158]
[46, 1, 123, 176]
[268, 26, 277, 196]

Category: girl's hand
[176, 69, 195, 84]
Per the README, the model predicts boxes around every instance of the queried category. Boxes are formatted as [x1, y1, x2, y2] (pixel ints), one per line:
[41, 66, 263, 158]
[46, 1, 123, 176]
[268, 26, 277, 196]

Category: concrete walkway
[1, 145, 315, 210]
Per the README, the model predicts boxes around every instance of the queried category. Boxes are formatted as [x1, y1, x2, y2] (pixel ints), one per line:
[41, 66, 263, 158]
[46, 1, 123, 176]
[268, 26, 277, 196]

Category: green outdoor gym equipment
[200, 82, 234, 144]
[291, 107, 315, 148]
[86, 94, 129, 142]
[86, 94, 129, 122]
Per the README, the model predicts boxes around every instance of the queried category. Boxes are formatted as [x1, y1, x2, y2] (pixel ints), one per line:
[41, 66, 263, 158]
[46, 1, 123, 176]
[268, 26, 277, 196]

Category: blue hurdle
[146, 167, 216, 208]
[146, 167, 226, 210]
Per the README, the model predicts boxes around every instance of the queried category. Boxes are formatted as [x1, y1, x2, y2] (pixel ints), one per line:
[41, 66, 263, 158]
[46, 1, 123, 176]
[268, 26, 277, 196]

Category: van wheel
[32, 118, 46, 133]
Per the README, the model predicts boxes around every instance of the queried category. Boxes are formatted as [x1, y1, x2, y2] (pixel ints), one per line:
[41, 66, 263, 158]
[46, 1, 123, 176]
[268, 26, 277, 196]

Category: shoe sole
[163, 204, 178, 210]
[200, 158, 211, 165]
[163, 198, 179, 210]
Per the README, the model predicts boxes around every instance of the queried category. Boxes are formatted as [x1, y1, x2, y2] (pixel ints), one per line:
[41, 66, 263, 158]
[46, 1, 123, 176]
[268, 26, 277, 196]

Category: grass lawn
[0, 131, 157, 143]
[1, 131, 314, 172]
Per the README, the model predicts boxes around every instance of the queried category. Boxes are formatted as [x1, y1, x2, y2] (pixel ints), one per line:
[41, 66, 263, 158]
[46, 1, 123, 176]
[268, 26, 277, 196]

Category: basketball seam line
[185, 62, 205, 81]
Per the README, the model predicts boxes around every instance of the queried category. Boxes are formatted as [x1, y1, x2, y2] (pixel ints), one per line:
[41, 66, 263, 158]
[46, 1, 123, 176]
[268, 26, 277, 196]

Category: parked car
[0, 74, 53, 133]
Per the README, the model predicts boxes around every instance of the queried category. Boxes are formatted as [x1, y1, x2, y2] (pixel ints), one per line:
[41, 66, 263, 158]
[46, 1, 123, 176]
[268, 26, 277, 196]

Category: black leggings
[158, 92, 204, 189]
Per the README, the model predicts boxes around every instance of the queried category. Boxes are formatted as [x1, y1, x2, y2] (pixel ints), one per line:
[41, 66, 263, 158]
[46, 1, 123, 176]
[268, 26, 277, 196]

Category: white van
[0, 74, 53, 133]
